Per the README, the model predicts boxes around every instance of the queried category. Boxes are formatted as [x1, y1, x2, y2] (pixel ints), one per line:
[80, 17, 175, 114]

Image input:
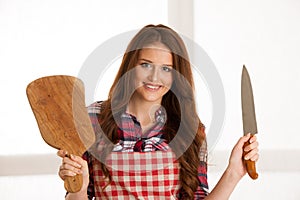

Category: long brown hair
[96, 24, 206, 199]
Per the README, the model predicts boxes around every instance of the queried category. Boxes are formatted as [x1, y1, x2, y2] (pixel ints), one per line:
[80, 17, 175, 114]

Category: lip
[143, 82, 162, 91]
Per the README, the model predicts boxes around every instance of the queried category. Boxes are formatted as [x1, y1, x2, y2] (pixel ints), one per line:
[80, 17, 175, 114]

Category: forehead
[138, 43, 173, 64]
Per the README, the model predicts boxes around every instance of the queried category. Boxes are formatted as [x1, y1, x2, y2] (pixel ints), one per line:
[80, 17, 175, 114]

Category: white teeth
[145, 84, 160, 89]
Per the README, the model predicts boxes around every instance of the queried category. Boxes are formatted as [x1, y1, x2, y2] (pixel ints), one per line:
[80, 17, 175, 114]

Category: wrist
[224, 166, 243, 183]
[205, 165, 242, 199]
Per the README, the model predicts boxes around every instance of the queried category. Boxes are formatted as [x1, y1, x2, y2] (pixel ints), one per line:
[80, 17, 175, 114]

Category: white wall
[194, 0, 300, 199]
[1, 0, 299, 199]
[0, 0, 168, 199]
[0, 0, 168, 155]
[194, 0, 300, 151]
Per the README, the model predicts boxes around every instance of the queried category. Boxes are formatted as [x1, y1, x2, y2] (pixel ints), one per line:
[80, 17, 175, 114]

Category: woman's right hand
[57, 150, 90, 193]
[227, 133, 259, 180]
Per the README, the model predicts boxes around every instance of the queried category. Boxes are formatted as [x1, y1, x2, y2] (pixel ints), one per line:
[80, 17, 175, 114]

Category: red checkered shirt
[83, 101, 209, 199]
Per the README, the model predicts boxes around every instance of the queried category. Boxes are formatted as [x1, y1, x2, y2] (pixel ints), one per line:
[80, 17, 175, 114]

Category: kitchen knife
[241, 65, 258, 180]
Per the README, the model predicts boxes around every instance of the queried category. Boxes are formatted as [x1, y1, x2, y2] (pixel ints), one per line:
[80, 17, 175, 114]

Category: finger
[63, 162, 82, 171]
[244, 141, 259, 152]
[57, 150, 68, 158]
[59, 162, 82, 181]
[62, 156, 82, 169]
[59, 168, 77, 179]
[69, 154, 86, 168]
[235, 133, 251, 149]
[250, 153, 259, 162]
[249, 134, 257, 143]
[244, 148, 259, 160]
[58, 164, 77, 180]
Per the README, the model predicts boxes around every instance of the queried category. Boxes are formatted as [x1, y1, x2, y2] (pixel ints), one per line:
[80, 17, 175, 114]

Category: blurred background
[0, 0, 299, 199]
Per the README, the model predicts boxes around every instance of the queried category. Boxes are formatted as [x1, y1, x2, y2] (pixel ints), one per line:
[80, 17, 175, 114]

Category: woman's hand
[201, 133, 259, 200]
[227, 133, 259, 180]
[57, 150, 90, 193]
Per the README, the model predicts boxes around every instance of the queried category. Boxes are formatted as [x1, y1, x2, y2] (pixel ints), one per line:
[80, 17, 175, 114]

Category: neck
[127, 98, 161, 127]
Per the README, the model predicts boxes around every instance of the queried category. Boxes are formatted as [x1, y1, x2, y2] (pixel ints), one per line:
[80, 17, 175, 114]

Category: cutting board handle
[64, 174, 83, 193]
[243, 134, 258, 180]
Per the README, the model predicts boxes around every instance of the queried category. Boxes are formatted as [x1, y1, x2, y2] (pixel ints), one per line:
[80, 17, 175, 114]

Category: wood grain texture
[26, 75, 95, 193]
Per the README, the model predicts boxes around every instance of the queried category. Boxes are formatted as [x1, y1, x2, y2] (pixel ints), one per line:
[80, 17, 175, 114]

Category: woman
[58, 24, 259, 199]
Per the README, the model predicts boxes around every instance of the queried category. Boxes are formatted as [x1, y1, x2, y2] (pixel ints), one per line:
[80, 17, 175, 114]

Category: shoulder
[87, 101, 106, 114]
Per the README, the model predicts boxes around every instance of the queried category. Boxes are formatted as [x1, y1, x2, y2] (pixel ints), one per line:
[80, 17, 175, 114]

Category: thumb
[233, 133, 251, 152]
[57, 150, 68, 158]
[239, 133, 251, 146]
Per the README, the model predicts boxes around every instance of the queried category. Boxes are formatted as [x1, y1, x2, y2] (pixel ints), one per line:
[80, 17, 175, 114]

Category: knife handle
[64, 174, 83, 193]
[243, 134, 258, 180]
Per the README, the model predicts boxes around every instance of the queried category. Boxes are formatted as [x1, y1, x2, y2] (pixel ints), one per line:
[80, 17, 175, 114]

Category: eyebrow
[138, 58, 173, 67]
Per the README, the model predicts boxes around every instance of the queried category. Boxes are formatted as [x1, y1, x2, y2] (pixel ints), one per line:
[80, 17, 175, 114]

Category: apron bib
[91, 150, 180, 199]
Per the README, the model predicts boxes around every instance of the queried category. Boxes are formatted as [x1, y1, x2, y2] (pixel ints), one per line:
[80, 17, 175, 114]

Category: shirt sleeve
[178, 127, 209, 199]
[193, 160, 209, 199]
[194, 127, 209, 199]
[82, 152, 95, 200]
[83, 101, 104, 199]
[177, 158, 209, 200]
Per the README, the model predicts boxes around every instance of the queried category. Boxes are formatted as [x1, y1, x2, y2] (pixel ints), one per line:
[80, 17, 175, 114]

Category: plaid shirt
[83, 101, 209, 199]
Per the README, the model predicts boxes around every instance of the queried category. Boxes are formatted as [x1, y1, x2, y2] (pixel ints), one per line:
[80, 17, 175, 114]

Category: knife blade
[241, 65, 258, 179]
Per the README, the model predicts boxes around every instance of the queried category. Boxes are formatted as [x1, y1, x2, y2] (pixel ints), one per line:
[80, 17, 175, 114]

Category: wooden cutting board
[26, 75, 95, 193]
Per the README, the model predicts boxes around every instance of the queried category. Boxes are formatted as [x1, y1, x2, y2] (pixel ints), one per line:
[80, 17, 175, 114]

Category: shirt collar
[121, 106, 167, 124]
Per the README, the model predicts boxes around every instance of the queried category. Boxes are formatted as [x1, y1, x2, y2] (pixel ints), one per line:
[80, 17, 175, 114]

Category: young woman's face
[133, 43, 173, 104]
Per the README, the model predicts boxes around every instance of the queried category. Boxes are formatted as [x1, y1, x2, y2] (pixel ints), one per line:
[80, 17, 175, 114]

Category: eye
[140, 62, 152, 68]
[162, 66, 172, 72]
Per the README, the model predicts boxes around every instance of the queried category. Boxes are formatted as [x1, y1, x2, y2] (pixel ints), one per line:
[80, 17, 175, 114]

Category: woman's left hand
[227, 133, 259, 180]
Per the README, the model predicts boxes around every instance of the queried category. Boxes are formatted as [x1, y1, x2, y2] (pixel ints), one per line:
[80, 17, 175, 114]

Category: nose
[148, 66, 159, 82]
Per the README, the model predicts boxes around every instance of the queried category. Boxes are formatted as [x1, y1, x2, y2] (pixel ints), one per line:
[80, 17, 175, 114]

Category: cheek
[135, 67, 149, 79]
[134, 69, 145, 85]
[164, 74, 173, 88]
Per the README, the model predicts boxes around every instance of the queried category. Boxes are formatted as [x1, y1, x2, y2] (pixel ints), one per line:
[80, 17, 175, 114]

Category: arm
[205, 133, 259, 200]
[57, 150, 90, 200]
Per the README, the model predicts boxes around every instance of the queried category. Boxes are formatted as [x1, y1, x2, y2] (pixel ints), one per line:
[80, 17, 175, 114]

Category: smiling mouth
[143, 82, 162, 91]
